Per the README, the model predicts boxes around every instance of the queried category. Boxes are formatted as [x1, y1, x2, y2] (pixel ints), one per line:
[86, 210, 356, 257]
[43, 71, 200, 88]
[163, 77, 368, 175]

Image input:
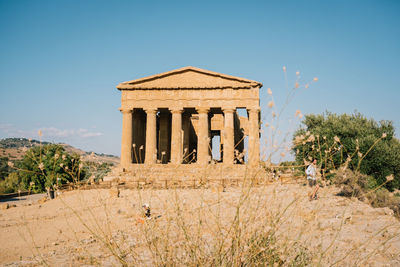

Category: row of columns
[120, 107, 260, 167]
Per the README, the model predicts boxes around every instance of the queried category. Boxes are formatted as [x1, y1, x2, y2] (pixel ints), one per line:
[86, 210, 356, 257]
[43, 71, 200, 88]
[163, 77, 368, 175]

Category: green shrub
[0, 172, 22, 194]
[17, 144, 86, 193]
[0, 157, 11, 180]
[293, 112, 400, 190]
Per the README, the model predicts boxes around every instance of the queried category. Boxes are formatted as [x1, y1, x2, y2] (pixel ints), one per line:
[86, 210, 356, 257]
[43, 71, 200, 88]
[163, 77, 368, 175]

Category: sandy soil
[1, 194, 46, 206]
[1, 183, 399, 266]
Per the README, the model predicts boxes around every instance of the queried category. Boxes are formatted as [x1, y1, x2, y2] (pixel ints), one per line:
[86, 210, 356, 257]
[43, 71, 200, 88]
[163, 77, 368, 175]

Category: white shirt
[306, 164, 316, 180]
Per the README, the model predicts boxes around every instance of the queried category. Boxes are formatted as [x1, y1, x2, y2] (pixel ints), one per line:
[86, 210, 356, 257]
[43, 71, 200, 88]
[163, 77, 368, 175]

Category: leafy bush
[17, 144, 86, 193]
[0, 157, 11, 180]
[292, 112, 400, 190]
[0, 172, 23, 194]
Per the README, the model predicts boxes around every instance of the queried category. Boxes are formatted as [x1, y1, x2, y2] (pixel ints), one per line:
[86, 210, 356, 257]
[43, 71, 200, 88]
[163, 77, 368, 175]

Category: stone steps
[105, 164, 267, 182]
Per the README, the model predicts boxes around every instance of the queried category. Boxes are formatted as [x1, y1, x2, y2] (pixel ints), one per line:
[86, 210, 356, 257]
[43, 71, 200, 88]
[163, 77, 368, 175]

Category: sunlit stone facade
[117, 66, 261, 169]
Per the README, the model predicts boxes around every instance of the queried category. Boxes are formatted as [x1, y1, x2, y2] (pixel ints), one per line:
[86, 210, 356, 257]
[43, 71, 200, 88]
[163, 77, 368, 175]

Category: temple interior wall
[129, 107, 251, 165]
[132, 109, 146, 163]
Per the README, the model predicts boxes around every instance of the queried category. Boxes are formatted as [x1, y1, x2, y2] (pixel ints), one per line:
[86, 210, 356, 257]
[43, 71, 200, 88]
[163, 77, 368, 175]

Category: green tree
[17, 144, 85, 193]
[0, 157, 10, 180]
[292, 112, 400, 190]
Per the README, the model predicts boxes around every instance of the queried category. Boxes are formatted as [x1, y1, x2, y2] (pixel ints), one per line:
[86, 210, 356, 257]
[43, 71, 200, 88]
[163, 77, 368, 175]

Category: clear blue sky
[0, 0, 399, 158]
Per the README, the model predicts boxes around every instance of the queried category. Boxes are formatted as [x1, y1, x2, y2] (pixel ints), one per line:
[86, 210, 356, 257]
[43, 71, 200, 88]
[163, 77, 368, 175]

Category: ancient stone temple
[117, 66, 262, 171]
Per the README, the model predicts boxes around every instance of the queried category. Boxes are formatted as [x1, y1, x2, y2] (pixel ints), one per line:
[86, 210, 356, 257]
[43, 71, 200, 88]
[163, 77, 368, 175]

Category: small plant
[333, 168, 400, 218]
[82, 160, 114, 183]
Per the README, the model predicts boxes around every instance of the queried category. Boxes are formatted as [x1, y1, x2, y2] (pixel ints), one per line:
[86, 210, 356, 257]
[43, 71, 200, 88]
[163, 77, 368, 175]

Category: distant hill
[0, 138, 119, 165]
[0, 138, 50, 148]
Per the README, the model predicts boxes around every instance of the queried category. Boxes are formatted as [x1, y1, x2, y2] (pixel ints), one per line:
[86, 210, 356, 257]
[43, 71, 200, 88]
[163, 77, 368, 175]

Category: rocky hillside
[0, 138, 119, 165]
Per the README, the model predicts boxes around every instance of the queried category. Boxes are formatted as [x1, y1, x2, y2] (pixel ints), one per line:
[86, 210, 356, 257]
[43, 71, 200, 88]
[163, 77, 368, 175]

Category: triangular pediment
[117, 66, 262, 90]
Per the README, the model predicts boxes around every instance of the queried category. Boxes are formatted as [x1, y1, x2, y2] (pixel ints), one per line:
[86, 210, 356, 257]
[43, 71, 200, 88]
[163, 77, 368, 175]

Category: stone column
[248, 108, 260, 165]
[196, 107, 210, 165]
[145, 108, 157, 164]
[223, 108, 235, 165]
[170, 108, 183, 164]
[120, 108, 133, 168]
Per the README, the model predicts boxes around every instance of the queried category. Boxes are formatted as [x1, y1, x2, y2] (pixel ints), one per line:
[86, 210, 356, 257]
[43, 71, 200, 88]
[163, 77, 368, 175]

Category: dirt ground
[1, 183, 399, 266]
[1, 194, 46, 206]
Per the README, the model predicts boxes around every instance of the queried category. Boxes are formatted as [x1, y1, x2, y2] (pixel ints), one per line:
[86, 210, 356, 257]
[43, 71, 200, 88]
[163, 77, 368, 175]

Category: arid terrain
[1, 182, 399, 266]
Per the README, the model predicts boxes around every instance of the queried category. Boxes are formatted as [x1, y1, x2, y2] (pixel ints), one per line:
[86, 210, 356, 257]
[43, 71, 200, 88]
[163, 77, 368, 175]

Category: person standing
[306, 159, 319, 200]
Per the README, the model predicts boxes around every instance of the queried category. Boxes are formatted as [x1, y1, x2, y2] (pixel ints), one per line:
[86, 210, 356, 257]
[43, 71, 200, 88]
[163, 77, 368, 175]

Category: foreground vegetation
[332, 168, 400, 217]
[0, 140, 114, 194]
[6, 177, 398, 266]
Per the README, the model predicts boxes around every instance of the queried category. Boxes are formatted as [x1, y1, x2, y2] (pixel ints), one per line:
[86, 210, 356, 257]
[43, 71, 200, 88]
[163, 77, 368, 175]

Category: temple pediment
[117, 66, 262, 90]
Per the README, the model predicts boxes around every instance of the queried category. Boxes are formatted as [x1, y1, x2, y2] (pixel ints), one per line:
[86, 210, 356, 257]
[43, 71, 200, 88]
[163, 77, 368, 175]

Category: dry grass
[333, 168, 400, 218]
